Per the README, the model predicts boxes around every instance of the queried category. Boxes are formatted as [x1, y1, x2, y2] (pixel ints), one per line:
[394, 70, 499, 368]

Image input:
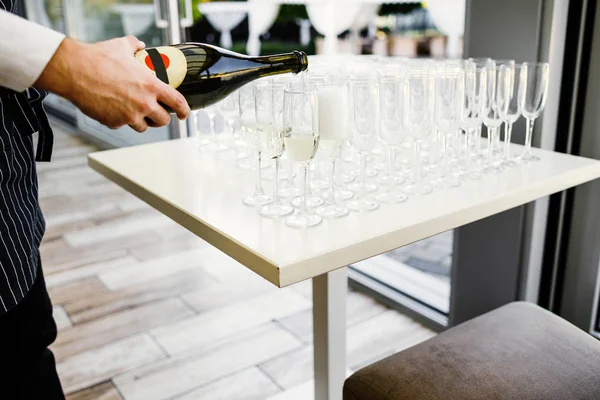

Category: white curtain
[246, 0, 281, 56]
[198, 2, 250, 49]
[306, 1, 361, 55]
[426, 0, 466, 58]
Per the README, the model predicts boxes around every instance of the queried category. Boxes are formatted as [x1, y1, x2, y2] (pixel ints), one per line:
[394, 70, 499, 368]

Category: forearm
[34, 38, 82, 99]
[0, 10, 65, 92]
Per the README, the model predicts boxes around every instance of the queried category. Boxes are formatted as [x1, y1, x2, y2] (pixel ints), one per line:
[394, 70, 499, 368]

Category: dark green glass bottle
[135, 43, 309, 110]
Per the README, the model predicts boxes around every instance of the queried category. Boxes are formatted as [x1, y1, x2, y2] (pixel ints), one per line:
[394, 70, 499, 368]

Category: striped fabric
[0, 0, 53, 314]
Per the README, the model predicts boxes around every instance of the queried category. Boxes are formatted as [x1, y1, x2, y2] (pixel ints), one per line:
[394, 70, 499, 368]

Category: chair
[344, 302, 600, 400]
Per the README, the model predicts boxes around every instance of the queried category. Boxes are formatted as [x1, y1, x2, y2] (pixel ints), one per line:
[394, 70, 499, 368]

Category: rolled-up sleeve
[0, 10, 65, 92]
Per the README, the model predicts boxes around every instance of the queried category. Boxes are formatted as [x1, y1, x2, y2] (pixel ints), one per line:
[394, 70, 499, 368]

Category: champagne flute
[283, 84, 322, 228]
[518, 62, 549, 162]
[482, 65, 507, 174]
[239, 84, 271, 207]
[218, 92, 246, 160]
[401, 73, 434, 196]
[256, 83, 293, 218]
[314, 77, 350, 218]
[467, 57, 492, 161]
[375, 73, 409, 203]
[492, 59, 516, 155]
[346, 76, 380, 212]
[458, 65, 486, 180]
[498, 63, 525, 167]
[431, 70, 464, 188]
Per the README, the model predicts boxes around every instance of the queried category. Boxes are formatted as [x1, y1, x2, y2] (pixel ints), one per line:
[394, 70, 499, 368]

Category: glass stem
[441, 135, 448, 176]
[413, 141, 421, 182]
[273, 157, 280, 202]
[388, 145, 397, 177]
[328, 159, 336, 204]
[525, 118, 535, 156]
[286, 158, 294, 186]
[494, 124, 501, 152]
[464, 129, 472, 166]
[255, 151, 264, 195]
[487, 127, 497, 164]
[301, 165, 308, 215]
[504, 122, 513, 159]
[360, 152, 367, 199]
[476, 125, 482, 156]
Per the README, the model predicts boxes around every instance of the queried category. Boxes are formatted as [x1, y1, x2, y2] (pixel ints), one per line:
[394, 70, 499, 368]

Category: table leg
[312, 267, 347, 400]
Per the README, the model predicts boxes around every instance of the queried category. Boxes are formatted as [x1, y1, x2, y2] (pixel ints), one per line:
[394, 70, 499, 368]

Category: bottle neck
[249, 51, 308, 75]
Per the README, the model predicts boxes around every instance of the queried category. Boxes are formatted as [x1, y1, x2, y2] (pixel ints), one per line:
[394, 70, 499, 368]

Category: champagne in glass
[284, 84, 322, 228]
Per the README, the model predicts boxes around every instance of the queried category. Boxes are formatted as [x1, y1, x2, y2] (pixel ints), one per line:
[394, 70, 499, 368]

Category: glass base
[457, 169, 482, 181]
[316, 204, 349, 219]
[279, 186, 302, 198]
[350, 168, 378, 178]
[285, 212, 322, 228]
[375, 191, 408, 204]
[483, 164, 504, 174]
[242, 193, 272, 207]
[340, 172, 355, 183]
[376, 174, 405, 186]
[431, 175, 461, 189]
[258, 203, 294, 218]
[310, 178, 330, 191]
[292, 196, 324, 209]
[401, 182, 433, 196]
[502, 158, 518, 168]
[333, 188, 354, 201]
[347, 197, 380, 212]
[516, 152, 540, 163]
[347, 182, 378, 193]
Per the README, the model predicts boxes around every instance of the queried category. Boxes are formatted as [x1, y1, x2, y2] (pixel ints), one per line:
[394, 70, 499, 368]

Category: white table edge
[88, 154, 284, 287]
[278, 160, 600, 285]
[89, 149, 600, 288]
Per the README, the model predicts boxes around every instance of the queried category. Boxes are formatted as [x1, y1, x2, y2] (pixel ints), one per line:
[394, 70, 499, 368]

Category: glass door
[28, 0, 192, 147]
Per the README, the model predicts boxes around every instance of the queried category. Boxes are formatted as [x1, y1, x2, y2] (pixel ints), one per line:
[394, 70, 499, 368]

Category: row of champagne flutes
[193, 55, 549, 228]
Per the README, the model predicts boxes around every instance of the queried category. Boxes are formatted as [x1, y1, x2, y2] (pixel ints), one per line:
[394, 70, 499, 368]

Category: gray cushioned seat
[344, 302, 600, 400]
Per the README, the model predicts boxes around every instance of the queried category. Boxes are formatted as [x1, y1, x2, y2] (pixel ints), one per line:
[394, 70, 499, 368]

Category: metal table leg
[312, 267, 347, 400]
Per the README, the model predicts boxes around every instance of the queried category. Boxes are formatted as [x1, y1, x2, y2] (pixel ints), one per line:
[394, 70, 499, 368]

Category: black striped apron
[0, 0, 54, 314]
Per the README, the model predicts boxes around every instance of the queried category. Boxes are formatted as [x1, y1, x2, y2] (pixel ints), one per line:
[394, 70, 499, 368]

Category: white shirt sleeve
[0, 10, 65, 92]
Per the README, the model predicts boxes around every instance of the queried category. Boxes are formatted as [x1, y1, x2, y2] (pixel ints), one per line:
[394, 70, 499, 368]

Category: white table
[89, 139, 600, 400]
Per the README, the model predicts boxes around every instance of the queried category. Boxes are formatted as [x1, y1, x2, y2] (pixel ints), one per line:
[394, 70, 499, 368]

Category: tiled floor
[40, 120, 436, 399]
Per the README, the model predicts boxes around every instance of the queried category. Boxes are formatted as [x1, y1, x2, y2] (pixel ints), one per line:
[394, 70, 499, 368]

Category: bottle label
[134, 46, 187, 89]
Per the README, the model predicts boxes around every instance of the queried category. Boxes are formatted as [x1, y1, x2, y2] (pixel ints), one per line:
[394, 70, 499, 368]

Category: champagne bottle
[134, 43, 309, 111]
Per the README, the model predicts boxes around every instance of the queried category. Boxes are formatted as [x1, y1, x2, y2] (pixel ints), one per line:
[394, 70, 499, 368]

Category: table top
[88, 140, 600, 287]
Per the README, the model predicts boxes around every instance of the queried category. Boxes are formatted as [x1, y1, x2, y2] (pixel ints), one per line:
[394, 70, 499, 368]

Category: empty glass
[255, 83, 293, 218]
[518, 62, 549, 162]
[498, 63, 525, 167]
[239, 84, 271, 207]
[283, 85, 322, 228]
[431, 71, 464, 188]
[375, 73, 408, 204]
[346, 77, 381, 212]
[482, 65, 507, 173]
[459, 66, 486, 179]
[401, 73, 435, 195]
[218, 93, 241, 159]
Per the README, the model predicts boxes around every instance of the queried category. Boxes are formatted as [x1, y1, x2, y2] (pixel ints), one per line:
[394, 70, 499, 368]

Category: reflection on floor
[40, 120, 435, 399]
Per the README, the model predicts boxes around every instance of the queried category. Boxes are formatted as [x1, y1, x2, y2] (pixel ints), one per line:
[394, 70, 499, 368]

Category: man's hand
[35, 36, 190, 133]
